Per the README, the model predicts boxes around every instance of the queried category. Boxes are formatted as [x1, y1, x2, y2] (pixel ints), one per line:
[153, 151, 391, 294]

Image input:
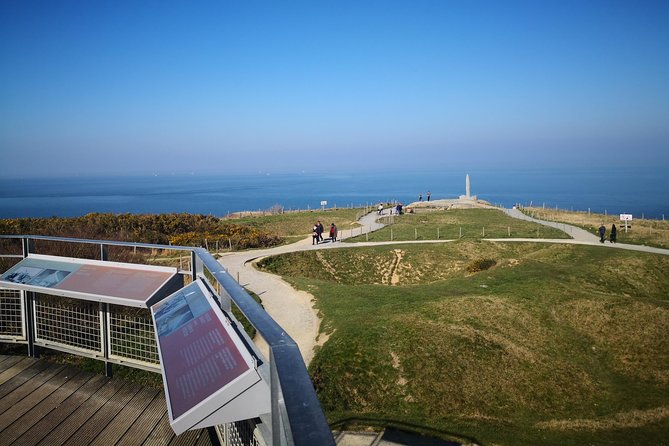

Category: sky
[1, 0, 668, 177]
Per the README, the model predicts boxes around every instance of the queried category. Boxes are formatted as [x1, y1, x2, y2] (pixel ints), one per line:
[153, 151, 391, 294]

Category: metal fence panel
[219, 419, 265, 446]
[0, 288, 25, 341]
[34, 294, 103, 356]
[108, 304, 160, 370]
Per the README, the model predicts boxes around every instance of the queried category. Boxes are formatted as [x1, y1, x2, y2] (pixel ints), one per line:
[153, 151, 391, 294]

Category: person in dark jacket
[598, 224, 606, 243]
[330, 223, 338, 242]
[317, 220, 324, 242]
[610, 224, 617, 243]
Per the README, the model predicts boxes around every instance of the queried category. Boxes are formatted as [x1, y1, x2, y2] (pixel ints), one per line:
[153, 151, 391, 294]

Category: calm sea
[0, 168, 666, 219]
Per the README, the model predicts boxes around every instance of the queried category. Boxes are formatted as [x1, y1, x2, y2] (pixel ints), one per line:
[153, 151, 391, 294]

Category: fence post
[437, 228, 440, 239]
[482, 227, 485, 237]
[415, 228, 418, 239]
[391, 228, 393, 241]
[508, 226, 510, 236]
[23, 291, 38, 358]
[100, 243, 113, 377]
[19, 238, 38, 358]
[459, 227, 462, 238]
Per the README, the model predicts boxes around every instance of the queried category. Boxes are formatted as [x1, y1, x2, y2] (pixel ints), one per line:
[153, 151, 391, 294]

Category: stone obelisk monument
[465, 174, 471, 199]
[460, 173, 477, 201]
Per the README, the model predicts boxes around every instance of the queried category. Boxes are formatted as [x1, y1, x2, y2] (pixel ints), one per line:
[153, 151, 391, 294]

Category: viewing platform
[0, 234, 335, 446]
[0, 354, 215, 445]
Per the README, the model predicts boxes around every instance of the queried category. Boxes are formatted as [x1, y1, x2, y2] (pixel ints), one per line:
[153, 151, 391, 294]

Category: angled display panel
[152, 280, 269, 435]
[0, 254, 180, 307]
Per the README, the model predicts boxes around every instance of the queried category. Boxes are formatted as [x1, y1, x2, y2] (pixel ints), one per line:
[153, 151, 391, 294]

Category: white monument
[459, 174, 477, 201]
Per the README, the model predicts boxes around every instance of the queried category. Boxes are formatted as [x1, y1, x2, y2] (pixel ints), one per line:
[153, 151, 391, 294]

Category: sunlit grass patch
[262, 242, 669, 445]
[348, 208, 571, 242]
[231, 208, 362, 240]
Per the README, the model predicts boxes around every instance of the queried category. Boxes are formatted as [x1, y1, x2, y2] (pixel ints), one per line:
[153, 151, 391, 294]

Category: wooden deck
[0, 355, 218, 446]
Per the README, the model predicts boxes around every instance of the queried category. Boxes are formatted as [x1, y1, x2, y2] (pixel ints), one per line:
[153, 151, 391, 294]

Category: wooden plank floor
[0, 355, 217, 446]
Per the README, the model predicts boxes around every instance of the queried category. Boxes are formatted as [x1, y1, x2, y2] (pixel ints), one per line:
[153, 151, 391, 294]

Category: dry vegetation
[524, 206, 669, 249]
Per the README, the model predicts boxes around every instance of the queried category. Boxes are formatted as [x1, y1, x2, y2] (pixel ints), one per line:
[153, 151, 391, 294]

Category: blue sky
[1, 0, 668, 177]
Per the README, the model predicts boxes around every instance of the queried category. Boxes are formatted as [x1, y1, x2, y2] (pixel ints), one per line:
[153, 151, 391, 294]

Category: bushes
[0, 213, 282, 250]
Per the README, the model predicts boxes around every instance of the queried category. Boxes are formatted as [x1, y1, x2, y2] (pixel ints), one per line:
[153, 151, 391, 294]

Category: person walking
[312, 224, 319, 245]
[598, 224, 606, 243]
[427, 191, 431, 202]
[610, 224, 617, 243]
[419, 193, 422, 202]
[317, 220, 324, 242]
[330, 223, 338, 242]
[378, 204, 383, 215]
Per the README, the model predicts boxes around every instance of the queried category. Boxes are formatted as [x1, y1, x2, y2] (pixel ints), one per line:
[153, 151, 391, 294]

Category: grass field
[524, 207, 669, 249]
[230, 208, 363, 242]
[259, 241, 669, 446]
[348, 209, 571, 242]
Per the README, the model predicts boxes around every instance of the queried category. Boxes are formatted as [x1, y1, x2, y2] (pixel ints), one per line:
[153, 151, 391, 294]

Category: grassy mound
[348, 209, 570, 242]
[230, 208, 362, 242]
[259, 242, 669, 445]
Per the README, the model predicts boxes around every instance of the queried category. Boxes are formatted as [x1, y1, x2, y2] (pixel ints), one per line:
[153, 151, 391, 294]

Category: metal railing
[0, 234, 334, 446]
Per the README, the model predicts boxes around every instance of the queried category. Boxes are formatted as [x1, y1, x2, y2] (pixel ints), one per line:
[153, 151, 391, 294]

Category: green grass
[348, 209, 571, 242]
[259, 241, 669, 446]
[230, 208, 363, 242]
[523, 207, 669, 249]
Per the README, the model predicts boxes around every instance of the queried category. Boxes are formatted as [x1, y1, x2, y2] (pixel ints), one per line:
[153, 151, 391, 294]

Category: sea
[0, 167, 667, 220]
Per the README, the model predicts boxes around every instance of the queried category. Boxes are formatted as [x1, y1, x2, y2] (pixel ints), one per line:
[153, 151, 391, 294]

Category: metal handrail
[0, 234, 335, 446]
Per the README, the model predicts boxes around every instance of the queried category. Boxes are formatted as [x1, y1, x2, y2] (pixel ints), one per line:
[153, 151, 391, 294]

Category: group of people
[598, 223, 617, 243]
[418, 191, 431, 202]
[379, 202, 404, 215]
[312, 220, 338, 245]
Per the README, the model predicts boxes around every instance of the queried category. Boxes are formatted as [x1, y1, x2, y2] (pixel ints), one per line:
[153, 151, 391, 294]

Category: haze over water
[1, 167, 666, 220]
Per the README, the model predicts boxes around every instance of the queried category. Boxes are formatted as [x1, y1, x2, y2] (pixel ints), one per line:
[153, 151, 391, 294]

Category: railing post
[22, 238, 38, 357]
[270, 348, 287, 446]
[191, 250, 198, 282]
[24, 291, 38, 358]
[21, 237, 34, 258]
[100, 243, 113, 377]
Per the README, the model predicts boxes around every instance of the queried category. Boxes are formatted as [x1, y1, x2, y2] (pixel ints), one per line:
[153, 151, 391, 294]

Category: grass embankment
[231, 208, 362, 243]
[349, 208, 570, 242]
[524, 207, 669, 249]
[259, 242, 669, 446]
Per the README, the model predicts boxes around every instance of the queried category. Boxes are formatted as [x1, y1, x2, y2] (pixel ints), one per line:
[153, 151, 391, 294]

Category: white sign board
[620, 214, 633, 221]
[320, 200, 327, 206]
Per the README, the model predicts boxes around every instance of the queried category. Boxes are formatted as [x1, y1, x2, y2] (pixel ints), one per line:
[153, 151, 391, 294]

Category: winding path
[219, 207, 669, 365]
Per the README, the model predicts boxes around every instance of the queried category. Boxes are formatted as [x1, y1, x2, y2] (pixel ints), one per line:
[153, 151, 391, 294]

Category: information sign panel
[620, 214, 633, 221]
[152, 280, 268, 434]
[0, 254, 180, 307]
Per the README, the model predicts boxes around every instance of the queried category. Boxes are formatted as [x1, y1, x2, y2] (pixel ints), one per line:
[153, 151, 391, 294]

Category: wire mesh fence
[34, 294, 103, 355]
[108, 304, 159, 368]
[0, 288, 24, 340]
[219, 419, 263, 446]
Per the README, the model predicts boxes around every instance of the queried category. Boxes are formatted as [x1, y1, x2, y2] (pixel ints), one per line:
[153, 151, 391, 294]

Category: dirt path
[217, 211, 386, 364]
